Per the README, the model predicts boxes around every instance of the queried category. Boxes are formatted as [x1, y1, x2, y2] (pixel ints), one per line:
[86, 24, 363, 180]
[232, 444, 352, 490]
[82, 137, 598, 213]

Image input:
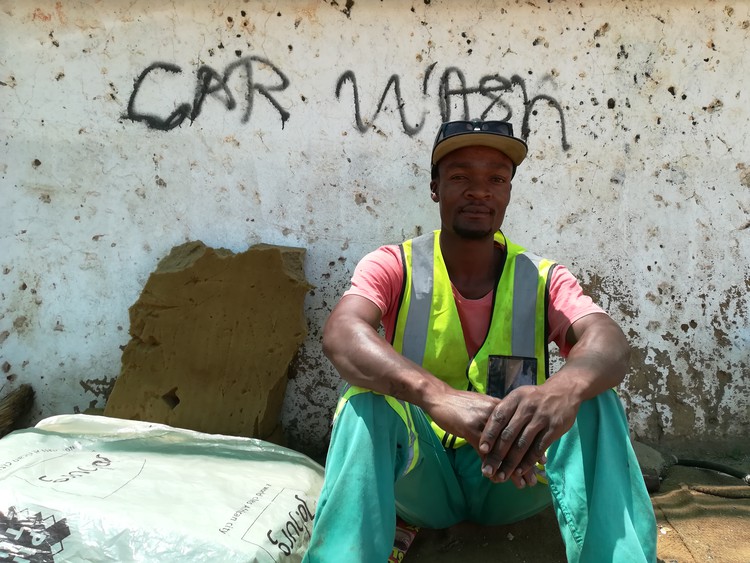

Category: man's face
[430, 145, 514, 240]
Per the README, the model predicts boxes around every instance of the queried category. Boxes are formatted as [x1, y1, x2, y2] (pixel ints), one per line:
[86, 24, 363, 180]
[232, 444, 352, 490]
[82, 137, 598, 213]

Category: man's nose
[465, 179, 492, 198]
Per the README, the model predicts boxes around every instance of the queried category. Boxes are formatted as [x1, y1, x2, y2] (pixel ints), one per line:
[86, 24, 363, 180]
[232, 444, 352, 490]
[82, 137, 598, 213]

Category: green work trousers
[303, 389, 656, 563]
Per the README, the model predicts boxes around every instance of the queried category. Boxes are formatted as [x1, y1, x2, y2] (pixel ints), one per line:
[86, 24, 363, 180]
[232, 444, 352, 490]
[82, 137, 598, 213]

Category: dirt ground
[405, 451, 750, 563]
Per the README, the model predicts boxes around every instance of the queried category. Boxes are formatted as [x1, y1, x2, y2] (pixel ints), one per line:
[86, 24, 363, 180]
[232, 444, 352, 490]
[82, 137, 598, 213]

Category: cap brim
[431, 132, 528, 167]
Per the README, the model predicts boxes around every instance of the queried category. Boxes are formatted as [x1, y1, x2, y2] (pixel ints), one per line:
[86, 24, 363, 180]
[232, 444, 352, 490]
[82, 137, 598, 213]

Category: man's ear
[429, 180, 439, 202]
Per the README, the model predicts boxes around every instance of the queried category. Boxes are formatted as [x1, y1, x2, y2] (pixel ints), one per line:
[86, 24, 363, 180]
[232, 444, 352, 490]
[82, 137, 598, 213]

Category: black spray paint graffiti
[335, 63, 570, 150]
[124, 57, 569, 151]
[335, 68, 430, 136]
[439, 67, 570, 150]
[125, 56, 290, 131]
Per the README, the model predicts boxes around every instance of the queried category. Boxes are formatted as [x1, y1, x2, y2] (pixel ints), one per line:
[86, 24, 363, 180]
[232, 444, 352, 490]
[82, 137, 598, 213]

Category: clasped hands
[478, 385, 580, 488]
[431, 384, 579, 490]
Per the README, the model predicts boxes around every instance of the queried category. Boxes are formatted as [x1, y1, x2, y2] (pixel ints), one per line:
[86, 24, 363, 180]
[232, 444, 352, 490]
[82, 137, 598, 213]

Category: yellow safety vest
[392, 230, 557, 449]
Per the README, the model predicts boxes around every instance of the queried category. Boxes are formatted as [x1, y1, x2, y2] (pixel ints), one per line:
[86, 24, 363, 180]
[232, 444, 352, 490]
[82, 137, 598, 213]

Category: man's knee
[334, 389, 415, 438]
[335, 388, 394, 420]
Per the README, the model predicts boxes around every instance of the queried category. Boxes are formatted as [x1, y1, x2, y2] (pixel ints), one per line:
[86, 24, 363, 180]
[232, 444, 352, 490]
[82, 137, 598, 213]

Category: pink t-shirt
[342, 244, 605, 358]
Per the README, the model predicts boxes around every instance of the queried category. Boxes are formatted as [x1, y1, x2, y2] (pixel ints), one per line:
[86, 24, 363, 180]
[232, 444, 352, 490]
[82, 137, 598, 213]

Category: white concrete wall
[2, 0, 748, 458]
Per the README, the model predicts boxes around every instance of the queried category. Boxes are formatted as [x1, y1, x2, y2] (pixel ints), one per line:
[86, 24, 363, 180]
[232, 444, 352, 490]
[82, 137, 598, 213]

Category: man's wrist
[544, 369, 589, 404]
[406, 371, 452, 413]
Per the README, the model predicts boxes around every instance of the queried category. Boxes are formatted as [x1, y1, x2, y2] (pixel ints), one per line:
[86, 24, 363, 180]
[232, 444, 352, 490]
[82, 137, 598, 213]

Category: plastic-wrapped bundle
[0, 414, 324, 562]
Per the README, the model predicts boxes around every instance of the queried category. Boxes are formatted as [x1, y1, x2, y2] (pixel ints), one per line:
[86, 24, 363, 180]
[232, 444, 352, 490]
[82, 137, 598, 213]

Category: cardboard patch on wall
[104, 241, 311, 442]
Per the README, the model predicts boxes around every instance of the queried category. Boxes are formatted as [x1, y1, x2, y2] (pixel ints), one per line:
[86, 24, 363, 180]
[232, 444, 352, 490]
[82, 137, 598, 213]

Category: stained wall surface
[1, 0, 748, 459]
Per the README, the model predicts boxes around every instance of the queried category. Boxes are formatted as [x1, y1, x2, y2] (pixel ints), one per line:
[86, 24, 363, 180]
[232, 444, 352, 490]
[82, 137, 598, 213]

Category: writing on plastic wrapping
[0, 446, 77, 472]
[219, 484, 273, 534]
[265, 494, 315, 557]
[37, 453, 112, 483]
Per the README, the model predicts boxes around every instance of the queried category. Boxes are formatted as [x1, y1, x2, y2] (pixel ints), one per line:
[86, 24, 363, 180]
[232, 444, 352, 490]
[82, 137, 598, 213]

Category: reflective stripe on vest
[393, 230, 556, 449]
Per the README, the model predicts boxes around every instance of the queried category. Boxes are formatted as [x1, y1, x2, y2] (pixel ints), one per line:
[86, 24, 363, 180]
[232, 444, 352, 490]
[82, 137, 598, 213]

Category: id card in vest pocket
[486, 356, 537, 399]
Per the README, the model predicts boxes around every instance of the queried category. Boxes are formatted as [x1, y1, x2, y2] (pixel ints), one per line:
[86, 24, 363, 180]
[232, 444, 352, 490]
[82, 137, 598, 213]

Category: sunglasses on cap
[434, 120, 516, 144]
[431, 119, 528, 171]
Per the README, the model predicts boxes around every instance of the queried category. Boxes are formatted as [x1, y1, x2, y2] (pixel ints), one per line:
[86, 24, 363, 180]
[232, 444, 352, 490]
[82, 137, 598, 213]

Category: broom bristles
[0, 384, 35, 438]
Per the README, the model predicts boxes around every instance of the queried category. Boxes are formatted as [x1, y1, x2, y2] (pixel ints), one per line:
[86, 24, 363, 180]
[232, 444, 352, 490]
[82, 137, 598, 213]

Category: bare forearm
[322, 315, 448, 410]
[547, 315, 630, 402]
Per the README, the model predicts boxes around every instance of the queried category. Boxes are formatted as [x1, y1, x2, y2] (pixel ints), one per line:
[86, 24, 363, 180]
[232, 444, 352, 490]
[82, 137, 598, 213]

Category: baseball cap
[431, 119, 528, 167]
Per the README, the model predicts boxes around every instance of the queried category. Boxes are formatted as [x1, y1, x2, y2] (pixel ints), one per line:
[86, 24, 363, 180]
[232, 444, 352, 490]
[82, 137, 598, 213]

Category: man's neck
[439, 231, 502, 299]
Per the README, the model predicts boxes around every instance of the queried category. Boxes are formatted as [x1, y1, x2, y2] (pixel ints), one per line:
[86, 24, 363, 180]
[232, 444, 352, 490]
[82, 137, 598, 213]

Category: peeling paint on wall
[578, 267, 750, 446]
[1, 0, 748, 458]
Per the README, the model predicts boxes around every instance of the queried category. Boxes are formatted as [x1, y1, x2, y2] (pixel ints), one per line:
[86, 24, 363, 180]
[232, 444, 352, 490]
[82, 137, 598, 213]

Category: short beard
[453, 224, 494, 240]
